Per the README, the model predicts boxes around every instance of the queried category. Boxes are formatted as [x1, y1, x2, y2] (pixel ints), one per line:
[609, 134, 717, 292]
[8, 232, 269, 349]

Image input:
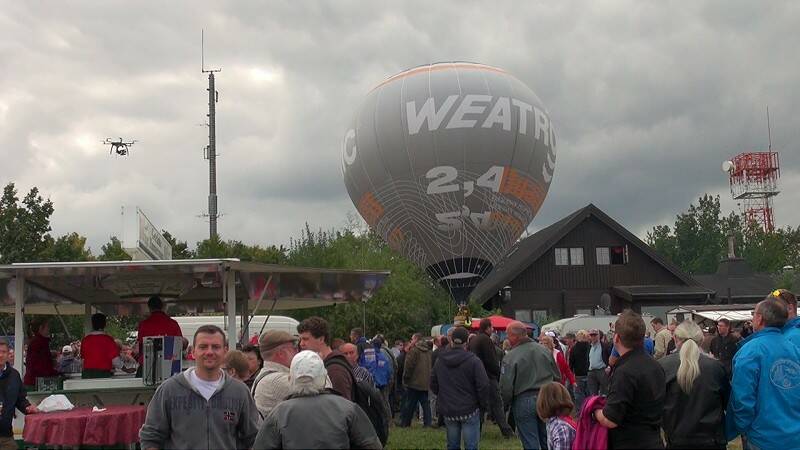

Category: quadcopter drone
[103, 138, 137, 156]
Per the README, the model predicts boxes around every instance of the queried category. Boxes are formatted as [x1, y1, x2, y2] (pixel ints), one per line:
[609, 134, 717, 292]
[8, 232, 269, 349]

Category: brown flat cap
[259, 330, 298, 355]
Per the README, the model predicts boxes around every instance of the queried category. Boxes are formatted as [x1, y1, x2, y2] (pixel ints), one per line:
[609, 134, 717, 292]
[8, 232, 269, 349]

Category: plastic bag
[37, 394, 75, 413]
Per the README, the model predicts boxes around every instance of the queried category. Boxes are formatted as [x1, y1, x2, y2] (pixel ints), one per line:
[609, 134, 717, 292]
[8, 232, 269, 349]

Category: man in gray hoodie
[140, 325, 260, 450]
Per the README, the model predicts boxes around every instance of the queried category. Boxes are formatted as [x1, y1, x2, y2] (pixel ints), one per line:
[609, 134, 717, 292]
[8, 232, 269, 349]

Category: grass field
[386, 422, 743, 449]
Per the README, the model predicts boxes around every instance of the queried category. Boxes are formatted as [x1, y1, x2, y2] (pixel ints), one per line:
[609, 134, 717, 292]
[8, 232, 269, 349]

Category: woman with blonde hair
[659, 320, 729, 449]
[539, 335, 575, 387]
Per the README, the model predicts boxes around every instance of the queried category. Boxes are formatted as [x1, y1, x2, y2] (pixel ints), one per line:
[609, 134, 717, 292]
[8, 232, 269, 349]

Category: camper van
[541, 314, 656, 337]
[176, 315, 299, 345]
[128, 315, 299, 346]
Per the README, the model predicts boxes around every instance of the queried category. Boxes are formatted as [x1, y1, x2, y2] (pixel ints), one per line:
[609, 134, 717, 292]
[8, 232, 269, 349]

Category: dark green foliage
[647, 194, 800, 275]
[0, 183, 55, 263]
[97, 236, 132, 261]
[283, 224, 454, 342]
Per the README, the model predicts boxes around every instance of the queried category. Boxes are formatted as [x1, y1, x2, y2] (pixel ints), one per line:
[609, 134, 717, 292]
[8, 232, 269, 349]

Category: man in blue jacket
[0, 338, 39, 450]
[772, 289, 800, 348]
[726, 297, 800, 449]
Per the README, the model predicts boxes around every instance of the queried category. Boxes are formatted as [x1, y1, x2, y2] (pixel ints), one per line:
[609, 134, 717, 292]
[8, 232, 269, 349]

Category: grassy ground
[387, 423, 522, 450]
[387, 423, 743, 450]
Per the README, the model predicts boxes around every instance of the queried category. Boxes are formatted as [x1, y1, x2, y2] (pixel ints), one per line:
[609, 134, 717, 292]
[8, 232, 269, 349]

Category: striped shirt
[353, 365, 374, 386]
[546, 416, 576, 450]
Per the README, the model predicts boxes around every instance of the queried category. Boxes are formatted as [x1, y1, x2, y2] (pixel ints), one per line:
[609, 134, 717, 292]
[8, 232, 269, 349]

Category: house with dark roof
[694, 256, 776, 304]
[471, 204, 714, 322]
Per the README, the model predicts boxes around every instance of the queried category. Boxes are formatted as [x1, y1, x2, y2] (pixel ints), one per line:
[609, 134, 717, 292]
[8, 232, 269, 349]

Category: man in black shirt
[595, 310, 666, 449]
[709, 318, 739, 378]
[469, 318, 514, 438]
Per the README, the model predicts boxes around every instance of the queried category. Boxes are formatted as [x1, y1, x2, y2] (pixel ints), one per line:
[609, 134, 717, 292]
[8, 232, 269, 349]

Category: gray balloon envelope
[342, 62, 557, 304]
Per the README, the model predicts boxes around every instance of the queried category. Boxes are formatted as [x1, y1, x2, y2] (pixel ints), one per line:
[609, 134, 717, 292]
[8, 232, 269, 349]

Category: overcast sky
[1, 1, 798, 256]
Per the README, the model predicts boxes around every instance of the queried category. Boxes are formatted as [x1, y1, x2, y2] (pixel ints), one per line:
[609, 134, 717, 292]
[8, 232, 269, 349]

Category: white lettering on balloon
[406, 96, 550, 143]
[343, 129, 357, 166]
[426, 166, 504, 196]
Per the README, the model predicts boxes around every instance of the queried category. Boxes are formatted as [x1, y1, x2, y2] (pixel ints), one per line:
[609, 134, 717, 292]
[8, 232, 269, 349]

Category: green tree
[162, 230, 194, 259]
[98, 236, 132, 261]
[647, 195, 727, 274]
[283, 225, 453, 342]
[39, 232, 93, 262]
[0, 183, 55, 263]
[195, 235, 286, 263]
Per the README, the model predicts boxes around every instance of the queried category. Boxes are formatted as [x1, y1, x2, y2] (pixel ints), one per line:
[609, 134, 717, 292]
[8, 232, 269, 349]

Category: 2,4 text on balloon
[426, 166, 503, 196]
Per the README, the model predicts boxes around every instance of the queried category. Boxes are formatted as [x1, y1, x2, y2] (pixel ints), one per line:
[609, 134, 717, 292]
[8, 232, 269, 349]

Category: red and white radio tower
[722, 110, 780, 232]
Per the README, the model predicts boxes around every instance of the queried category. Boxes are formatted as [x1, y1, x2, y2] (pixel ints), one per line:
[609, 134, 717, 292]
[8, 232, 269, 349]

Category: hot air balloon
[342, 62, 557, 305]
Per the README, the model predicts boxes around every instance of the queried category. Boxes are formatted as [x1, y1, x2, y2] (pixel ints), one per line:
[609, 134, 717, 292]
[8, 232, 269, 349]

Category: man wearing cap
[432, 327, 490, 450]
[136, 295, 183, 370]
[252, 330, 299, 418]
[587, 329, 612, 396]
[253, 351, 381, 450]
[500, 321, 560, 450]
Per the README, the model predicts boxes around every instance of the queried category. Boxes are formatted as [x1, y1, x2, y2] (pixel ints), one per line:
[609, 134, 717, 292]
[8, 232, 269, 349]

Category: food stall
[0, 258, 388, 443]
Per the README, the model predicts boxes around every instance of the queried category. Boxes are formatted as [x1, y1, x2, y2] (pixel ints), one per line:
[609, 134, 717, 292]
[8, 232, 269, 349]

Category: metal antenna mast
[202, 30, 222, 239]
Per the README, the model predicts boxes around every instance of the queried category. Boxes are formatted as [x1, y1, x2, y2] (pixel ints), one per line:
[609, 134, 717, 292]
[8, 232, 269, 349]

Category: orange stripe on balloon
[499, 167, 546, 212]
[371, 63, 508, 92]
[357, 192, 384, 227]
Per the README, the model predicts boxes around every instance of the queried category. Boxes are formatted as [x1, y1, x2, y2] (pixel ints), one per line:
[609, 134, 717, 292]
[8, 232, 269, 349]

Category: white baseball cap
[290, 350, 326, 382]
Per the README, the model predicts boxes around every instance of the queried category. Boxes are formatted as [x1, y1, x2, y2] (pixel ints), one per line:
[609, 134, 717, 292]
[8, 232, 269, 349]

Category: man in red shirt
[81, 313, 127, 378]
[136, 296, 183, 369]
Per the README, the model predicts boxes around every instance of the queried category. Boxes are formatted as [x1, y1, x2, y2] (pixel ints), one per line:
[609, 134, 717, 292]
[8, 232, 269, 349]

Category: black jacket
[569, 341, 590, 376]
[0, 364, 30, 437]
[431, 347, 490, 418]
[468, 332, 501, 380]
[659, 353, 729, 448]
[709, 334, 739, 376]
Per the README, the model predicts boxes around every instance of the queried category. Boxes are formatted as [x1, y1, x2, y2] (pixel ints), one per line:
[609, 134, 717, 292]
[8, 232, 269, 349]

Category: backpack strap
[324, 356, 357, 401]
[250, 367, 281, 396]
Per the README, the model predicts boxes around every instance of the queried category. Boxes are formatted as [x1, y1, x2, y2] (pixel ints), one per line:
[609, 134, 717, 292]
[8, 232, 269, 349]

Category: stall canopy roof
[668, 304, 800, 323]
[0, 259, 390, 315]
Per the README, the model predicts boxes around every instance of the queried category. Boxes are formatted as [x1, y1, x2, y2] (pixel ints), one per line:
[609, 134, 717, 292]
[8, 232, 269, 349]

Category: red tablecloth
[23, 405, 146, 446]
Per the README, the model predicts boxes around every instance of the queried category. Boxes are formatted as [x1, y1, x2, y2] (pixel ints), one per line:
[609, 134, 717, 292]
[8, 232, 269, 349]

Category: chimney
[727, 233, 736, 259]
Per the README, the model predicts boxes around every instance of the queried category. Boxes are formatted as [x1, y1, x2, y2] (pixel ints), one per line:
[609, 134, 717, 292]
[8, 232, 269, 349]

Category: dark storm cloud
[0, 1, 798, 254]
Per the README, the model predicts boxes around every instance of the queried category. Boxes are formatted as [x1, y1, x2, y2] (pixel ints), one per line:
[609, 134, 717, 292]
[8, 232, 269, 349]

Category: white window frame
[596, 247, 610, 265]
[570, 247, 584, 266]
[555, 248, 569, 266]
[514, 309, 532, 322]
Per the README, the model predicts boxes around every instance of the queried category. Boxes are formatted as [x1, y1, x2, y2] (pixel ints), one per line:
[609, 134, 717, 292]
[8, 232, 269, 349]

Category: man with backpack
[358, 339, 393, 395]
[297, 317, 390, 446]
[252, 330, 298, 418]
[298, 317, 353, 399]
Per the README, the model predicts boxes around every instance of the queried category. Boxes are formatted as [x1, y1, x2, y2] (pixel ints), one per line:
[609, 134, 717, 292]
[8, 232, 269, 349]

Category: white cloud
[0, 1, 798, 256]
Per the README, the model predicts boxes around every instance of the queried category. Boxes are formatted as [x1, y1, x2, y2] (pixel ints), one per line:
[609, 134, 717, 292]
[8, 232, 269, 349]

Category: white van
[541, 314, 656, 337]
[174, 315, 299, 345]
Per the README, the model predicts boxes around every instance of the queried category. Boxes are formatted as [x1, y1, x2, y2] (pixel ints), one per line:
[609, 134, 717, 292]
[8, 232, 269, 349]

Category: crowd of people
[1, 289, 799, 449]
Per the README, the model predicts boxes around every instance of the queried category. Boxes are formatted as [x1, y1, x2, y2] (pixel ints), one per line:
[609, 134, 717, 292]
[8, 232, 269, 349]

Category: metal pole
[362, 300, 367, 338]
[225, 269, 237, 349]
[13, 276, 25, 373]
[207, 71, 218, 239]
[241, 275, 272, 346]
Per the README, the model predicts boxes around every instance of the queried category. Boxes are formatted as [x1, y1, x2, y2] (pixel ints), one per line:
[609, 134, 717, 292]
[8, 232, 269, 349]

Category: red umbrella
[469, 315, 531, 331]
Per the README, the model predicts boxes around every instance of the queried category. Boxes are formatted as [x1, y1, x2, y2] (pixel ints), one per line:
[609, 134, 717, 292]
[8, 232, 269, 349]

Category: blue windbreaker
[782, 316, 800, 349]
[725, 327, 800, 449]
